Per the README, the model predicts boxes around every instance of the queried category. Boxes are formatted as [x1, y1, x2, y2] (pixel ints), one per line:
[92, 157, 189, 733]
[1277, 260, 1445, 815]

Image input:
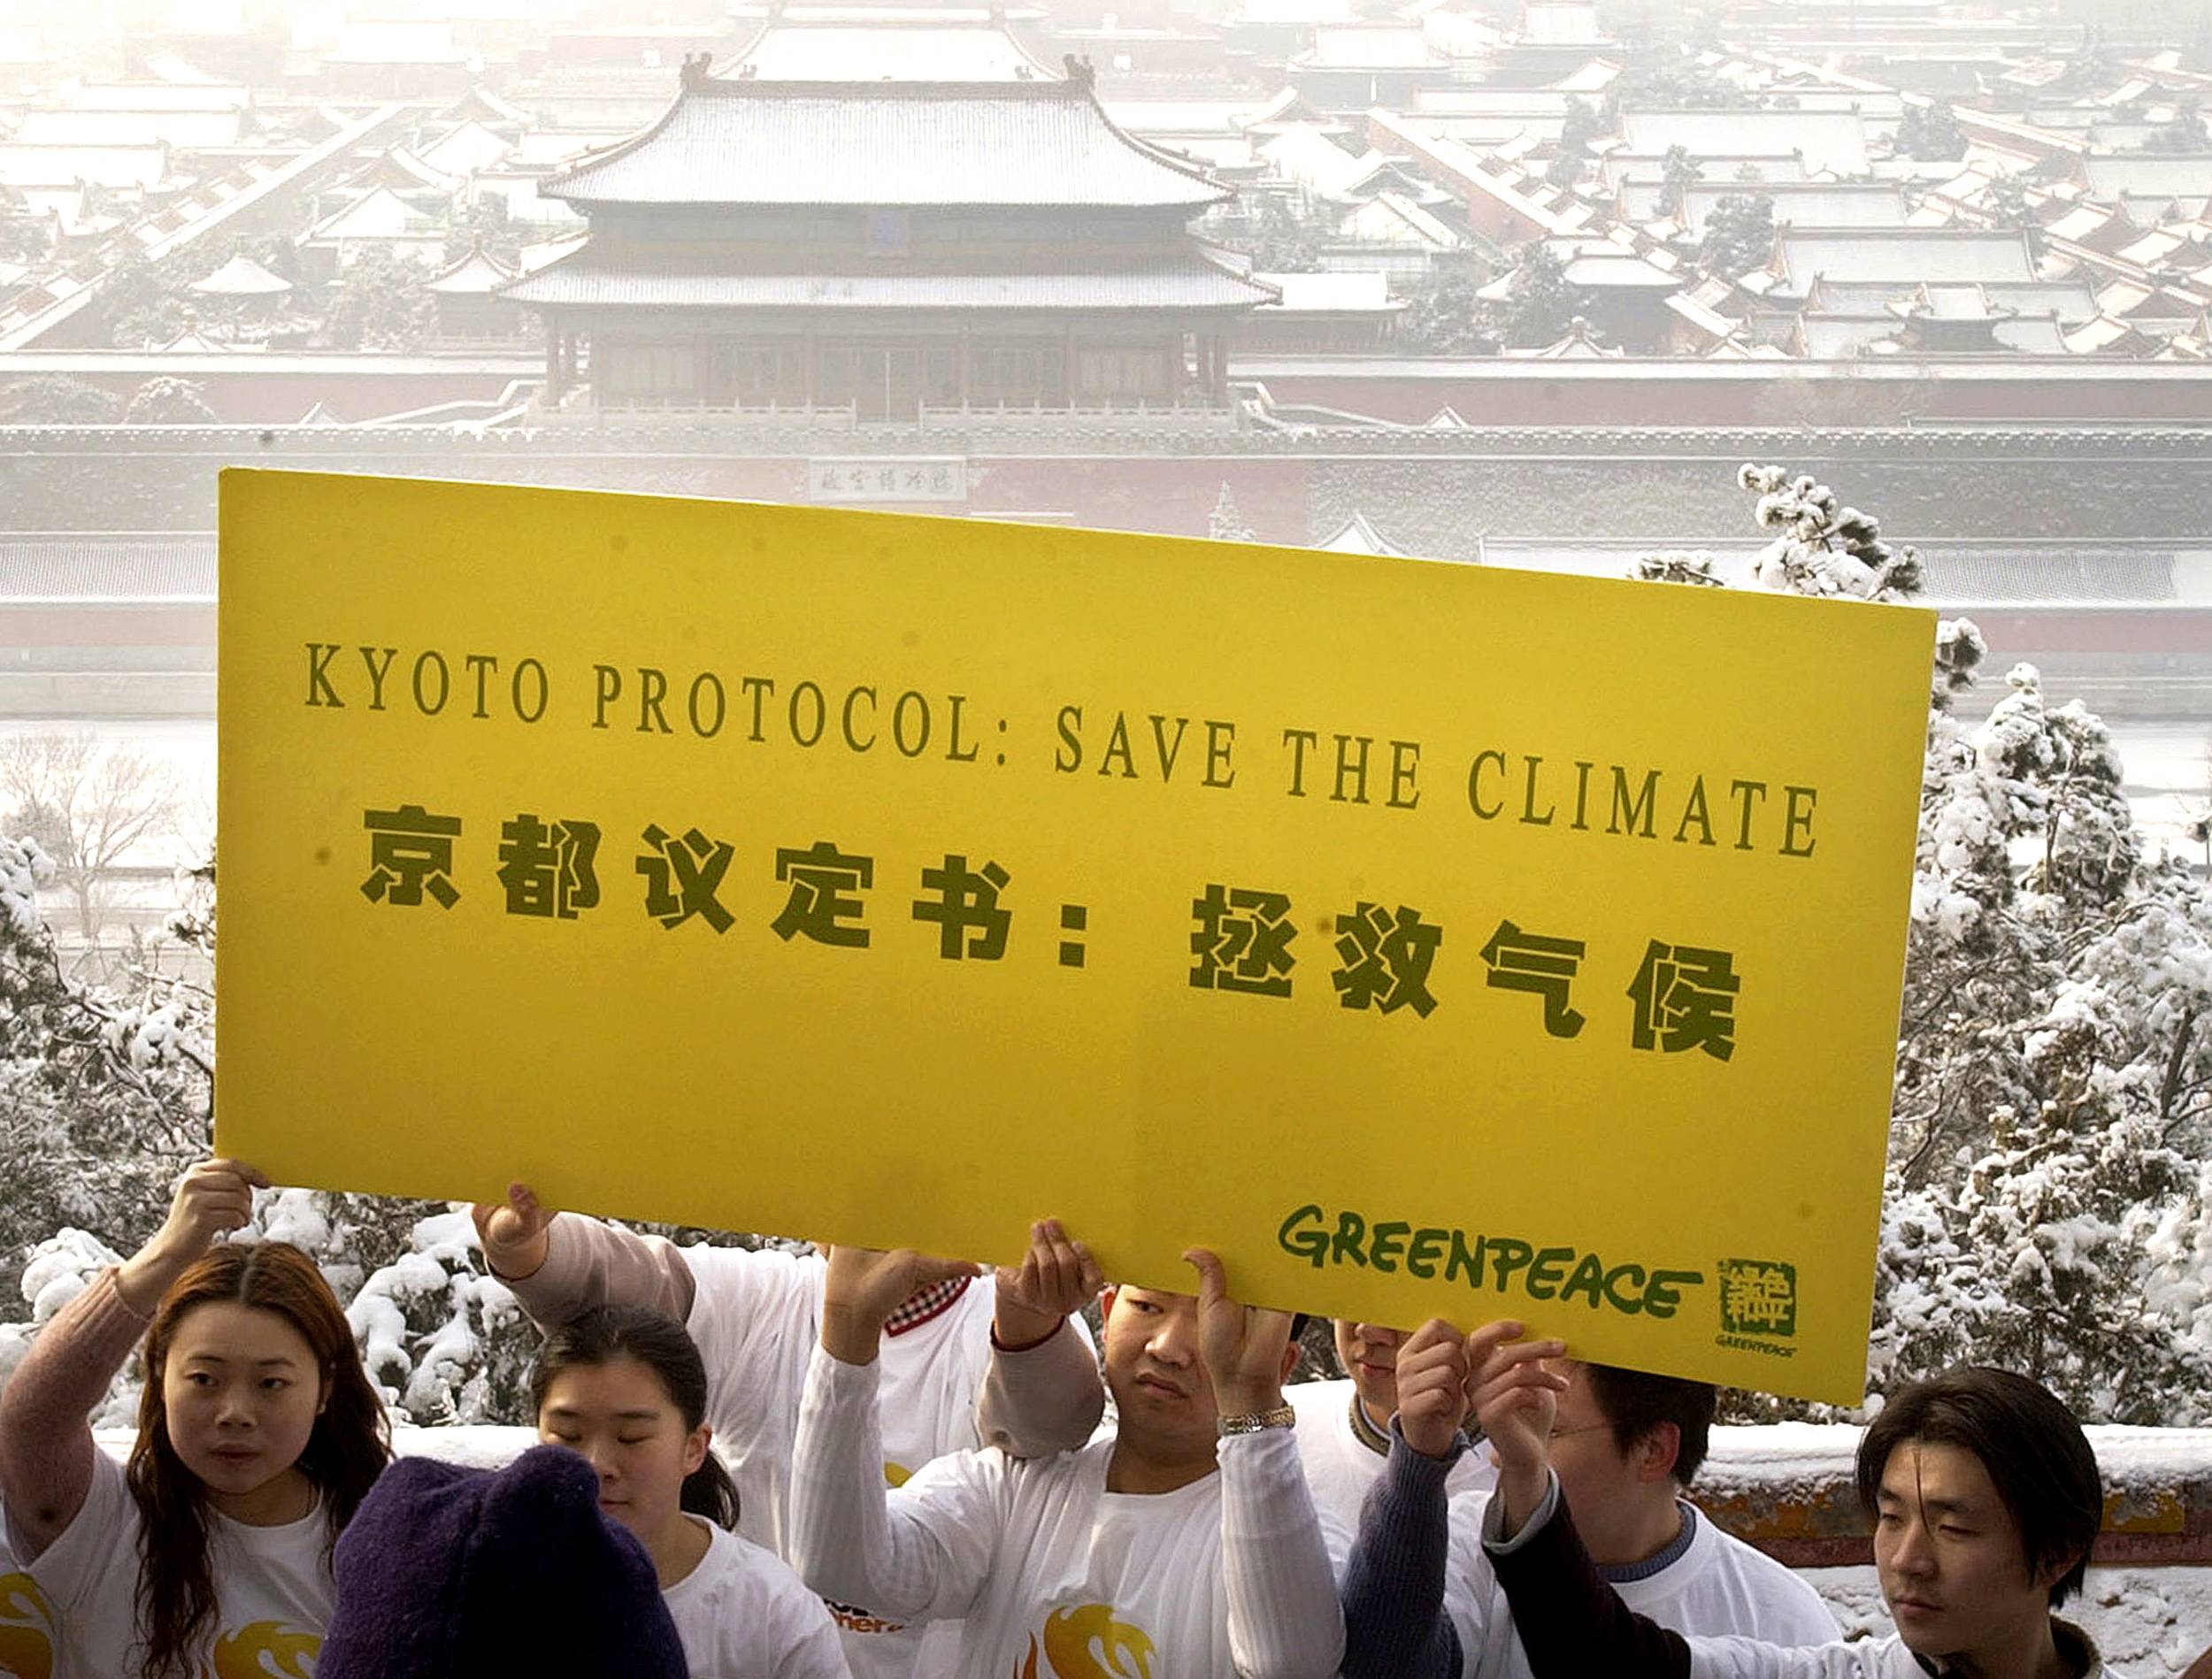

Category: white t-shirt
[790, 1349, 1349, 1679]
[7, 1449, 332, 1678]
[684, 1246, 998, 1679]
[1447, 1491, 1838, 1678]
[664, 1516, 853, 1679]
[1287, 1379, 1494, 1531]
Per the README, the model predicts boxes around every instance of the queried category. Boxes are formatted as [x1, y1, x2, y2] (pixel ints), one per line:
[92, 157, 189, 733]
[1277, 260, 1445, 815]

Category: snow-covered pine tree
[1642, 466, 2212, 1422]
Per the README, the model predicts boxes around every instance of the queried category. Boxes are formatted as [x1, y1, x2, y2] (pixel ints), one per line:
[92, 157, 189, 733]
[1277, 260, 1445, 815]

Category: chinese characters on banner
[218, 471, 1934, 1401]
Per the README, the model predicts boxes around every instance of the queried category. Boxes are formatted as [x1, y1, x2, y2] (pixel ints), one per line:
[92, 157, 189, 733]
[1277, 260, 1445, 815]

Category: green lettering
[1783, 785, 1818, 858]
[1468, 748, 1506, 819]
[1673, 776, 1716, 846]
[1370, 1222, 1409, 1275]
[1602, 1263, 1647, 1315]
[1406, 1227, 1447, 1280]
[1525, 1246, 1573, 1300]
[1609, 765, 1659, 838]
[1277, 1204, 1328, 1267]
[1643, 1269, 1703, 1320]
[1331, 1210, 1369, 1268]
[1559, 1252, 1608, 1308]
[1099, 714, 1137, 778]
[1488, 1238, 1535, 1293]
[1446, 1229, 1485, 1288]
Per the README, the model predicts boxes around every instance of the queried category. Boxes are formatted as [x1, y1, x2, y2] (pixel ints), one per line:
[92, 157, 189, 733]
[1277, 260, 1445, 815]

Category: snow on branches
[1644, 466, 2212, 1422]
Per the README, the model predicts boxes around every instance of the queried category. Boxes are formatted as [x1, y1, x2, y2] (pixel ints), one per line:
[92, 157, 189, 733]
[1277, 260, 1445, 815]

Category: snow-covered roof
[1232, 0, 1356, 27]
[726, 11, 1058, 80]
[440, 85, 533, 127]
[1917, 547, 2179, 606]
[1253, 269, 1397, 311]
[0, 535, 214, 602]
[1294, 25, 1445, 70]
[1778, 229, 2037, 290]
[504, 250, 1273, 310]
[1678, 182, 1909, 234]
[1337, 190, 1461, 249]
[14, 107, 242, 149]
[345, 147, 463, 195]
[189, 252, 291, 295]
[0, 142, 167, 189]
[1258, 128, 1421, 202]
[545, 80, 1227, 211]
[1620, 108, 1870, 178]
[63, 77, 250, 110]
[2080, 153, 2212, 214]
[325, 19, 467, 65]
[1314, 511, 1409, 555]
[305, 186, 437, 242]
[418, 119, 515, 179]
[1519, 4, 1604, 47]
[426, 246, 517, 294]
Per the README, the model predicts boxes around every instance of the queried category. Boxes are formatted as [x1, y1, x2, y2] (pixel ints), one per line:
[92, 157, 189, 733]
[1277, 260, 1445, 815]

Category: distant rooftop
[1620, 108, 1870, 178]
[1778, 228, 2037, 290]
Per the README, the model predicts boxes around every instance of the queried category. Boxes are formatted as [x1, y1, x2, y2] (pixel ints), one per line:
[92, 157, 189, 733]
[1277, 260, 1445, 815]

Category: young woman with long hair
[0, 1159, 388, 1676]
[533, 1304, 851, 1679]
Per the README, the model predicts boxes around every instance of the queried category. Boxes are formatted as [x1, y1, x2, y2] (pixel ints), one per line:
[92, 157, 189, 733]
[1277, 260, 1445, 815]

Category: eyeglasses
[1546, 1422, 1612, 1441]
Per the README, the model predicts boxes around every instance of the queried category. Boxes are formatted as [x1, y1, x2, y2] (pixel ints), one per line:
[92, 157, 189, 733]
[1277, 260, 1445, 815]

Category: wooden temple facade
[505, 58, 1274, 417]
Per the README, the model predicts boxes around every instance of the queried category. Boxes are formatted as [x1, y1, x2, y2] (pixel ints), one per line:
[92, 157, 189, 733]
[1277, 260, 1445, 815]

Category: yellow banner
[217, 470, 1933, 1402]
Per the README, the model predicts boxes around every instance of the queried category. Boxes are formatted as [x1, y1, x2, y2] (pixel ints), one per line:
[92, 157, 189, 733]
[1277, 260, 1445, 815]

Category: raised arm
[1187, 1248, 1344, 1679]
[788, 1245, 996, 1624]
[471, 1184, 696, 1329]
[977, 1218, 1107, 1459]
[0, 1160, 263, 1558]
[1471, 1325, 1696, 1679]
[1339, 1317, 1511, 1679]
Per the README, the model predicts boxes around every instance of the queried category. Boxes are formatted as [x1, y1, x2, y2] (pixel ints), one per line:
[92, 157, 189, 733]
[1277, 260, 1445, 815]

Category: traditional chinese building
[503, 55, 1275, 416]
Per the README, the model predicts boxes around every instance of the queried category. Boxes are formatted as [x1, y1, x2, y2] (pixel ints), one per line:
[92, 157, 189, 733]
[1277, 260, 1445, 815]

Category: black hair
[531, 1305, 740, 1530]
[1855, 1367, 2101, 1608]
[1580, 1363, 1716, 1487]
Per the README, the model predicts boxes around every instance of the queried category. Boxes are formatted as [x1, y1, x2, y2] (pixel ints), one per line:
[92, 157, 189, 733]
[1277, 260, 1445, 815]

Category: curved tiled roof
[502, 249, 1272, 309]
[544, 78, 1227, 210]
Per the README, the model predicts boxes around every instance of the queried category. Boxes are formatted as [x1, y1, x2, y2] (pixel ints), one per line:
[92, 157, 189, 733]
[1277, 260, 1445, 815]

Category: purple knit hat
[318, 1444, 688, 1676]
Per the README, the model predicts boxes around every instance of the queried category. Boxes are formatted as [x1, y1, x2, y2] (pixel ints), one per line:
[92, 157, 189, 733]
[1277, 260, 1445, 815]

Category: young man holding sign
[1340, 1319, 1834, 1678]
[473, 1192, 1103, 1679]
[1471, 1351, 2120, 1679]
[788, 1243, 1346, 1679]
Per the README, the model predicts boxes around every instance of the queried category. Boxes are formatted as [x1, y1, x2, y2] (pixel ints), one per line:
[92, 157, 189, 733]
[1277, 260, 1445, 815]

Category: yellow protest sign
[218, 469, 1933, 1402]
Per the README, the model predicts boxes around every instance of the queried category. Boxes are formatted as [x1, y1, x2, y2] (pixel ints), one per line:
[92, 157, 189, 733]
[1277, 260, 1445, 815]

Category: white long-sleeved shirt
[790, 1346, 1348, 1679]
[1448, 1486, 1839, 1676]
[1479, 1476, 2124, 1679]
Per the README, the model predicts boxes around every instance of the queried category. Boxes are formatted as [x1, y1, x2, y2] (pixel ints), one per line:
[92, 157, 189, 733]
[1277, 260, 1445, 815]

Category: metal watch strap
[1217, 1405, 1297, 1437]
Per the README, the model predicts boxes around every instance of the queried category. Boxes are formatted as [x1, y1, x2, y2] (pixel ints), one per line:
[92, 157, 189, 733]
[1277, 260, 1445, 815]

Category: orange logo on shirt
[205, 1622, 319, 1679]
[0, 1571, 58, 1679]
[1013, 1604, 1156, 1679]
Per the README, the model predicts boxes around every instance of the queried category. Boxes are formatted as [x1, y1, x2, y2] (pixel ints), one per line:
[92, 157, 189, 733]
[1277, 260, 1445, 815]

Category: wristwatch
[1217, 1405, 1297, 1437]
